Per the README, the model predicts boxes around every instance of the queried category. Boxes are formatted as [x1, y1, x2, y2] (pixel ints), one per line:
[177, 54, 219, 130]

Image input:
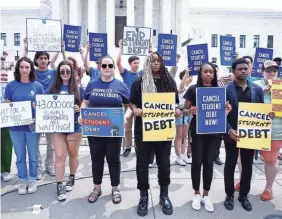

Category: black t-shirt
[130, 77, 179, 135]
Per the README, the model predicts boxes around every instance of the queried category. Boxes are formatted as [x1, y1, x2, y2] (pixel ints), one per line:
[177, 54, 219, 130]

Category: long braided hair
[141, 52, 177, 93]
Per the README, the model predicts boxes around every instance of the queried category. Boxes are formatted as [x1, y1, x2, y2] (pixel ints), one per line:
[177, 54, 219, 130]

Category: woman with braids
[130, 52, 181, 217]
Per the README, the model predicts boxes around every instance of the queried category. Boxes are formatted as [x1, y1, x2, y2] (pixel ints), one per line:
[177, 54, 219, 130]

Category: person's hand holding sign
[264, 85, 271, 94]
[225, 101, 232, 114]
[61, 41, 65, 52]
[86, 41, 91, 52]
[74, 104, 80, 113]
[229, 129, 240, 142]
[189, 106, 198, 115]
[175, 107, 182, 118]
[118, 39, 123, 49]
[268, 112, 275, 120]
[133, 108, 143, 117]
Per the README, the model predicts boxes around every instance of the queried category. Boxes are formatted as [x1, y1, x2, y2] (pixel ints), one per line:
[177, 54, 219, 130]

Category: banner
[81, 108, 124, 137]
[187, 44, 209, 76]
[142, 93, 175, 141]
[89, 33, 108, 61]
[0, 101, 33, 128]
[271, 79, 282, 117]
[237, 102, 272, 151]
[26, 18, 62, 52]
[252, 48, 273, 78]
[157, 34, 177, 66]
[63, 24, 82, 52]
[35, 95, 74, 133]
[196, 87, 226, 134]
[220, 36, 236, 66]
[122, 26, 151, 56]
[278, 67, 282, 79]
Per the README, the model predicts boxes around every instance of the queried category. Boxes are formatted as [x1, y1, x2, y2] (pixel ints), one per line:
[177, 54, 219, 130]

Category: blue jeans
[9, 130, 40, 181]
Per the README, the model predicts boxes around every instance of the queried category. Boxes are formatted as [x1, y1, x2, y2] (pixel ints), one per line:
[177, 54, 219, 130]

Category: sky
[0, 0, 281, 11]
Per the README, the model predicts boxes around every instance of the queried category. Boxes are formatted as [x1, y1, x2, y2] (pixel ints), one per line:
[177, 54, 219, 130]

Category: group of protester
[1, 37, 282, 217]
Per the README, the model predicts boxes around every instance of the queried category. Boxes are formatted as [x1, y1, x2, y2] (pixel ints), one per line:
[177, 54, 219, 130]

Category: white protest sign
[26, 18, 62, 52]
[35, 94, 74, 133]
[0, 39, 4, 55]
[0, 101, 33, 128]
[122, 26, 151, 56]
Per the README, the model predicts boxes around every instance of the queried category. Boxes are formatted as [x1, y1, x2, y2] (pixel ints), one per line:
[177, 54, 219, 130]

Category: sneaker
[181, 154, 190, 164]
[175, 156, 186, 166]
[2, 172, 12, 182]
[18, 181, 27, 195]
[28, 180, 38, 194]
[202, 196, 214, 212]
[192, 194, 202, 211]
[123, 147, 131, 157]
[57, 183, 66, 201]
[37, 167, 43, 180]
[46, 165, 55, 176]
[149, 163, 153, 168]
[66, 175, 75, 192]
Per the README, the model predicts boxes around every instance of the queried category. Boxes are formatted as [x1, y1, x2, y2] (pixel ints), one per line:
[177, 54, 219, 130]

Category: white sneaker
[181, 154, 190, 164]
[2, 172, 12, 182]
[28, 180, 38, 194]
[175, 156, 186, 166]
[18, 181, 27, 195]
[201, 196, 214, 212]
[37, 167, 43, 180]
[192, 194, 202, 211]
[149, 163, 153, 168]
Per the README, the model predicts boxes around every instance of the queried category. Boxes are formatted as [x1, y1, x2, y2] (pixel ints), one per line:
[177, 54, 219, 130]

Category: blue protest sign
[278, 67, 282, 79]
[63, 24, 82, 52]
[157, 34, 177, 66]
[89, 33, 108, 61]
[81, 108, 124, 137]
[0, 83, 7, 102]
[252, 48, 273, 78]
[196, 87, 226, 134]
[220, 36, 236, 66]
[187, 44, 209, 76]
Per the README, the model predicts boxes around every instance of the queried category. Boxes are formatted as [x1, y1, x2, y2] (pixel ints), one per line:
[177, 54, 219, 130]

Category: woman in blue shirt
[80, 55, 130, 205]
[49, 60, 84, 201]
[4, 57, 43, 195]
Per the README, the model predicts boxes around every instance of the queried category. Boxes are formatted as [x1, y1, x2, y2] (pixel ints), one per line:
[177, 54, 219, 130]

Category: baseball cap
[262, 60, 278, 71]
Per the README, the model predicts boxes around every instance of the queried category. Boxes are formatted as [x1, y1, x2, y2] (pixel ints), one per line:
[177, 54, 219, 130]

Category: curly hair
[14, 57, 36, 81]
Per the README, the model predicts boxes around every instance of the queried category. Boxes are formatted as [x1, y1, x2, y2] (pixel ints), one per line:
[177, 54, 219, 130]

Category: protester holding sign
[84, 42, 101, 82]
[49, 60, 84, 201]
[254, 60, 282, 201]
[80, 55, 130, 205]
[130, 52, 181, 216]
[4, 57, 44, 195]
[183, 62, 231, 213]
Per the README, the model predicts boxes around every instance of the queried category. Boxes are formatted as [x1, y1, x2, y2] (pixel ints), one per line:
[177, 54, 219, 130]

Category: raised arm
[22, 38, 28, 57]
[84, 42, 91, 73]
[50, 41, 65, 70]
[117, 39, 124, 74]
[78, 45, 86, 73]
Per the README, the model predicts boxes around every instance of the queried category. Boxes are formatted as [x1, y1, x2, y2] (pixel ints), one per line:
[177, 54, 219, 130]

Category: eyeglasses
[101, 64, 114, 69]
[60, 70, 71, 75]
[265, 67, 278, 73]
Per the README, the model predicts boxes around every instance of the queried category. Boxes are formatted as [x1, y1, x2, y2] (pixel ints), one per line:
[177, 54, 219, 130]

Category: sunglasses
[265, 67, 278, 73]
[60, 70, 71, 75]
[101, 64, 114, 69]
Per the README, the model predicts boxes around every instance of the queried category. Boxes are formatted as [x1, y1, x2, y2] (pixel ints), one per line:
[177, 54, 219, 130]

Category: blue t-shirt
[248, 75, 260, 83]
[84, 78, 130, 107]
[4, 80, 44, 132]
[35, 69, 56, 93]
[121, 68, 142, 91]
[88, 67, 101, 82]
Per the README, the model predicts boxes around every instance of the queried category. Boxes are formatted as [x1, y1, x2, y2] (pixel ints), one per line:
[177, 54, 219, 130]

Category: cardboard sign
[220, 36, 236, 66]
[196, 87, 226, 134]
[35, 94, 74, 133]
[187, 44, 209, 76]
[0, 101, 33, 128]
[81, 108, 124, 137]
[271, 80, 282, 117]
[89, 33, 108, 61]
[157, 34, 177, 66]
[26, 18, 62, 52]
[252, 48, 273, 78]
[122, 26, 151, 56]
[237, 102, 272, 151]
[63, 24, 82, 52]
[142, 93, 175, 141]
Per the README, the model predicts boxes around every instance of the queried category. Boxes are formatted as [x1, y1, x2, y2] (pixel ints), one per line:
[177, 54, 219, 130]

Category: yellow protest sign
[237, 103, 272, 151]
[271, 79, 282, 117]
[142, 93, 175, 141]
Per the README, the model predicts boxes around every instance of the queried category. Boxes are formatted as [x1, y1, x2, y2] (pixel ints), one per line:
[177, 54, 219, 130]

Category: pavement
[1, 139, 282, 219]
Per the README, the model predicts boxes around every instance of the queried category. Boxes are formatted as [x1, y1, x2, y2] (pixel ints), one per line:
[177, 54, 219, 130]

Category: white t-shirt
[177, 80, 189, 108]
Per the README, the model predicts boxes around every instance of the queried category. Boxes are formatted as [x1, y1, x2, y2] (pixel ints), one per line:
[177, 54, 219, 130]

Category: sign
[157, 34, 177, 66]
[0, 101, 33, 128]
[196, 87, 226, 134]
[122, 26, 151, 56]
[35, 95, 74, 133]
[0, 39, 4, 54]
[278, 67, 282, 79]
[26, 18, 62, 52]
[63, 24, 82, 52]
[252, 48, 273, 78]
[187, 44, 209, 76]
[271, 80, 282, 117]
[142, 93, 175, 141]
[89, 33, 108, 61]
[220, 36, 236, 66]
[0, 83, 6, 102]
[237, 102, 272, 151]
[81, 108, 124, 137]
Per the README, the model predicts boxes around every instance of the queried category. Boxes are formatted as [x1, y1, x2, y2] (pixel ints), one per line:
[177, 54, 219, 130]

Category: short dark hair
[128, 56, 139, 64]
[14, 57, 36, 81]
[232, 58, 249, 71]
[242, 56, 253, 64]
[34, 51, 50, 67]
[273, 57, 282, 63]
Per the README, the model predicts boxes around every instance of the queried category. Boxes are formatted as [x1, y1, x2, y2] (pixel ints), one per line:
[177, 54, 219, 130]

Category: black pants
[191, 134, 221, 191]
[214, 135, 223, 158]
[88, 137, 121, 186]
[224, 136, 254, 197]
[135, 135, 171, 191]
